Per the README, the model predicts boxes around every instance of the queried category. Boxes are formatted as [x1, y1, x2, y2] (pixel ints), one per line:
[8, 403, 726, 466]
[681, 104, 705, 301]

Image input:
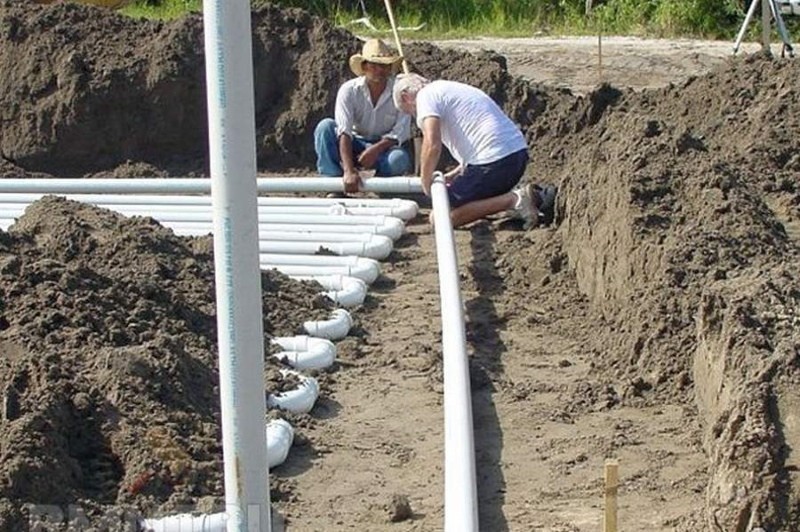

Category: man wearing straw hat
[314, 39, 412, 193]
[392, 73, 556, 229]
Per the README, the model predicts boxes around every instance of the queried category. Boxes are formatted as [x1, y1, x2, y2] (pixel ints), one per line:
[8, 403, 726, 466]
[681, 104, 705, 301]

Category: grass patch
[122, 0, 200, 19]
[120, 0, 796, 40]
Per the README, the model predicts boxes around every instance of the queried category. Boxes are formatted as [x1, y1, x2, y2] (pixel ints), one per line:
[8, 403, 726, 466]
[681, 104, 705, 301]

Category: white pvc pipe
[266, 369, 320, 414]
[261, 263, 378, 285]
[142, 512, 227, 532]
[140, 418, 293, 532]
[259, 241, 383, 260]
[169, 220, 404, 240]
[260, 253, 380, 271]
[0, 214, 406, 240]
[0, 219, 401, 259]
[291, 274, 368, 308]
[0, 205, 405, 226]
[0, 193, 418, 211]
[430, 174, 478, 532]
[323, 203, 417, 221]
[203, 0, 270, 529]
[253, 230, 382, 243]
[258, 236, 393, 261]
[0, 176, 423, 194]
[266, 418, 294, 469]
[271, 335, 336, 370]
[0, 201, 415, 220]
[260, 254, 380, 283]
[303, 308, 353, 340]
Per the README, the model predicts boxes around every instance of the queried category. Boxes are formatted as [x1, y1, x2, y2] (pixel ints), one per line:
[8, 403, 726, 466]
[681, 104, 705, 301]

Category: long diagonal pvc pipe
[430, 174, 478, 532]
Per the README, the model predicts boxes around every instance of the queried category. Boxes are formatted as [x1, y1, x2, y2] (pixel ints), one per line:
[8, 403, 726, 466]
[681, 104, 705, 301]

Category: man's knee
[314, 118, 337, 140]
[384, 148, 412, 176]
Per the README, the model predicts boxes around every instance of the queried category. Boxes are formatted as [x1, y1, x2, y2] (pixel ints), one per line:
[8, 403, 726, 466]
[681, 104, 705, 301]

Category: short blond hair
[392, 73, 430, 110]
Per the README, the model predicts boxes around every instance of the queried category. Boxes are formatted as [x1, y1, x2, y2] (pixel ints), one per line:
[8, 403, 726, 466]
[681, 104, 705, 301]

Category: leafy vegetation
[121, 0, 794, 40]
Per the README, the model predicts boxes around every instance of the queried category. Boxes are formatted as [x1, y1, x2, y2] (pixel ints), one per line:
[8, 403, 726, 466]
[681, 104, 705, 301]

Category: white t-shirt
[416, 80, 526, 166]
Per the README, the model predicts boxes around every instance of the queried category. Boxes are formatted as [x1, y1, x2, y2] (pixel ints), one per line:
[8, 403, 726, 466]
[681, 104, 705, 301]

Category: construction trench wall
[1, 1, 800, 530]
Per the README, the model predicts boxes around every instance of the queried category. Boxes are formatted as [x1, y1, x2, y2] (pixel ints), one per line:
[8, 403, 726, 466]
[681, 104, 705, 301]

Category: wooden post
[604, 459, 618, 532]
[587, 1, 603, 86]
[384, 0, 410, 75]
[383, 0, 420, 175]
[761, 0, 771, 52]
[598, 31, 603, 85]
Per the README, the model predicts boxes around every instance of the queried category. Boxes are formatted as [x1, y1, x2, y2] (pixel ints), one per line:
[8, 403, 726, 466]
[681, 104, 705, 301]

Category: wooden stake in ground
[383, 0, 410, 75]
[586, 1, 603, 86]
[383, 0, 422, 174]
[604, 459, 619, 532]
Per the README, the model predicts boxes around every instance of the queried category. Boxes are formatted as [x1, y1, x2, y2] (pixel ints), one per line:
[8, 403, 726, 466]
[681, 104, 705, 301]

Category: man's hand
[357, 144, 382, 170]
[443, 165, 463, 183]
[421, 174, 432, 196]
[343, 168, 361, 194]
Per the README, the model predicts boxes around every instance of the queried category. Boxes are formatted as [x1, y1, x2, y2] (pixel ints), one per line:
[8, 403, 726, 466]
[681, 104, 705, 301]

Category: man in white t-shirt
[314, 39, 412, 193]
[393, 73, 555, 228]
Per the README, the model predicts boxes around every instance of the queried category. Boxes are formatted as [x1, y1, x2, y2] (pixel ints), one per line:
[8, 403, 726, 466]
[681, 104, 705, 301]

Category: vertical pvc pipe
[429, 175, 478, 532]
[203, 1, 270, 530]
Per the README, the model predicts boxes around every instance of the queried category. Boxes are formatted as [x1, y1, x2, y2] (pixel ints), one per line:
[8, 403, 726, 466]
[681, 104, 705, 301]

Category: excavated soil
[1, 1, 800, 531]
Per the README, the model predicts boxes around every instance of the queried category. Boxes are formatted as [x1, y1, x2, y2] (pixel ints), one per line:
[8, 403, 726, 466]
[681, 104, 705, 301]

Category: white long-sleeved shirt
[334, 76, 411, 144]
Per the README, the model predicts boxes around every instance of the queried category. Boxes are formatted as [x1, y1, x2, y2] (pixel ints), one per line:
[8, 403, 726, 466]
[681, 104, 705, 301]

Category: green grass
[122, 0, 200, 19]
[121, 0, 767, 40]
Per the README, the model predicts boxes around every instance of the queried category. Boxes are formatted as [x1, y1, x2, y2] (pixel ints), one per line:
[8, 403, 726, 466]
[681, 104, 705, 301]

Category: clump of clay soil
[0, 196, 331, 529]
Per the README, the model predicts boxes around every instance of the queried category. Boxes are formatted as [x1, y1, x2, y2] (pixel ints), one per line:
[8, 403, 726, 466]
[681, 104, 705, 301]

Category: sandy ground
[432, 36, 772, 94]
[3, 5, 800, 530]
[276, 37, 771, 531]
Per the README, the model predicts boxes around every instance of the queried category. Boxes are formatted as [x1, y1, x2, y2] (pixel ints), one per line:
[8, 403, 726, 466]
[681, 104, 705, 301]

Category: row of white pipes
[137, 174, 480, 532]
[0, 181, 478, 531]
[0, 184, 407, 531]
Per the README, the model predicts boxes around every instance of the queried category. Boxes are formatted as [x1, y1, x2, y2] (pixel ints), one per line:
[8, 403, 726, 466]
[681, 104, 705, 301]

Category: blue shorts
[447, 149, 529, 208]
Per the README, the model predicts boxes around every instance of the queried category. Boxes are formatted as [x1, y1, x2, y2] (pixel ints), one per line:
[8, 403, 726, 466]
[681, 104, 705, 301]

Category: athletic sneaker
[511, 183, 539, 229]
[536, 184, 558, 226]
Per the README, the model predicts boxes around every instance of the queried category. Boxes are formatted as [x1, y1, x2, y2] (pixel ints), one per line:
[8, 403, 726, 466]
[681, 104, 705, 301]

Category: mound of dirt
[504, 54, 800, 529]
[0, 196, 331, 528]
[2, 0, 800, 530]
[0, 1, 565, 177]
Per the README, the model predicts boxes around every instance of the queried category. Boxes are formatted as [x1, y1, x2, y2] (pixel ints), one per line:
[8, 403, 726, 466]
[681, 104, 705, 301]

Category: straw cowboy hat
[349, 39, 403, 76]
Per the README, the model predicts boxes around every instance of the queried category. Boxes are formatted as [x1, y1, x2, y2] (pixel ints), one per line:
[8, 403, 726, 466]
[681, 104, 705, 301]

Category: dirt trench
[0, 1, 799, 530]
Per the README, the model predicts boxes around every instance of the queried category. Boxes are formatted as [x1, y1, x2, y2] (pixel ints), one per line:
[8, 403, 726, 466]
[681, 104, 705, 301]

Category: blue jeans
[314, 118, 412, 177]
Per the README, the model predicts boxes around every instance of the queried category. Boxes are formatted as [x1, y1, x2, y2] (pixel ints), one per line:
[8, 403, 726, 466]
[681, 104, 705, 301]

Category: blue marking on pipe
[222, 215, 240, 446]
[212, 0, 227, 106]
